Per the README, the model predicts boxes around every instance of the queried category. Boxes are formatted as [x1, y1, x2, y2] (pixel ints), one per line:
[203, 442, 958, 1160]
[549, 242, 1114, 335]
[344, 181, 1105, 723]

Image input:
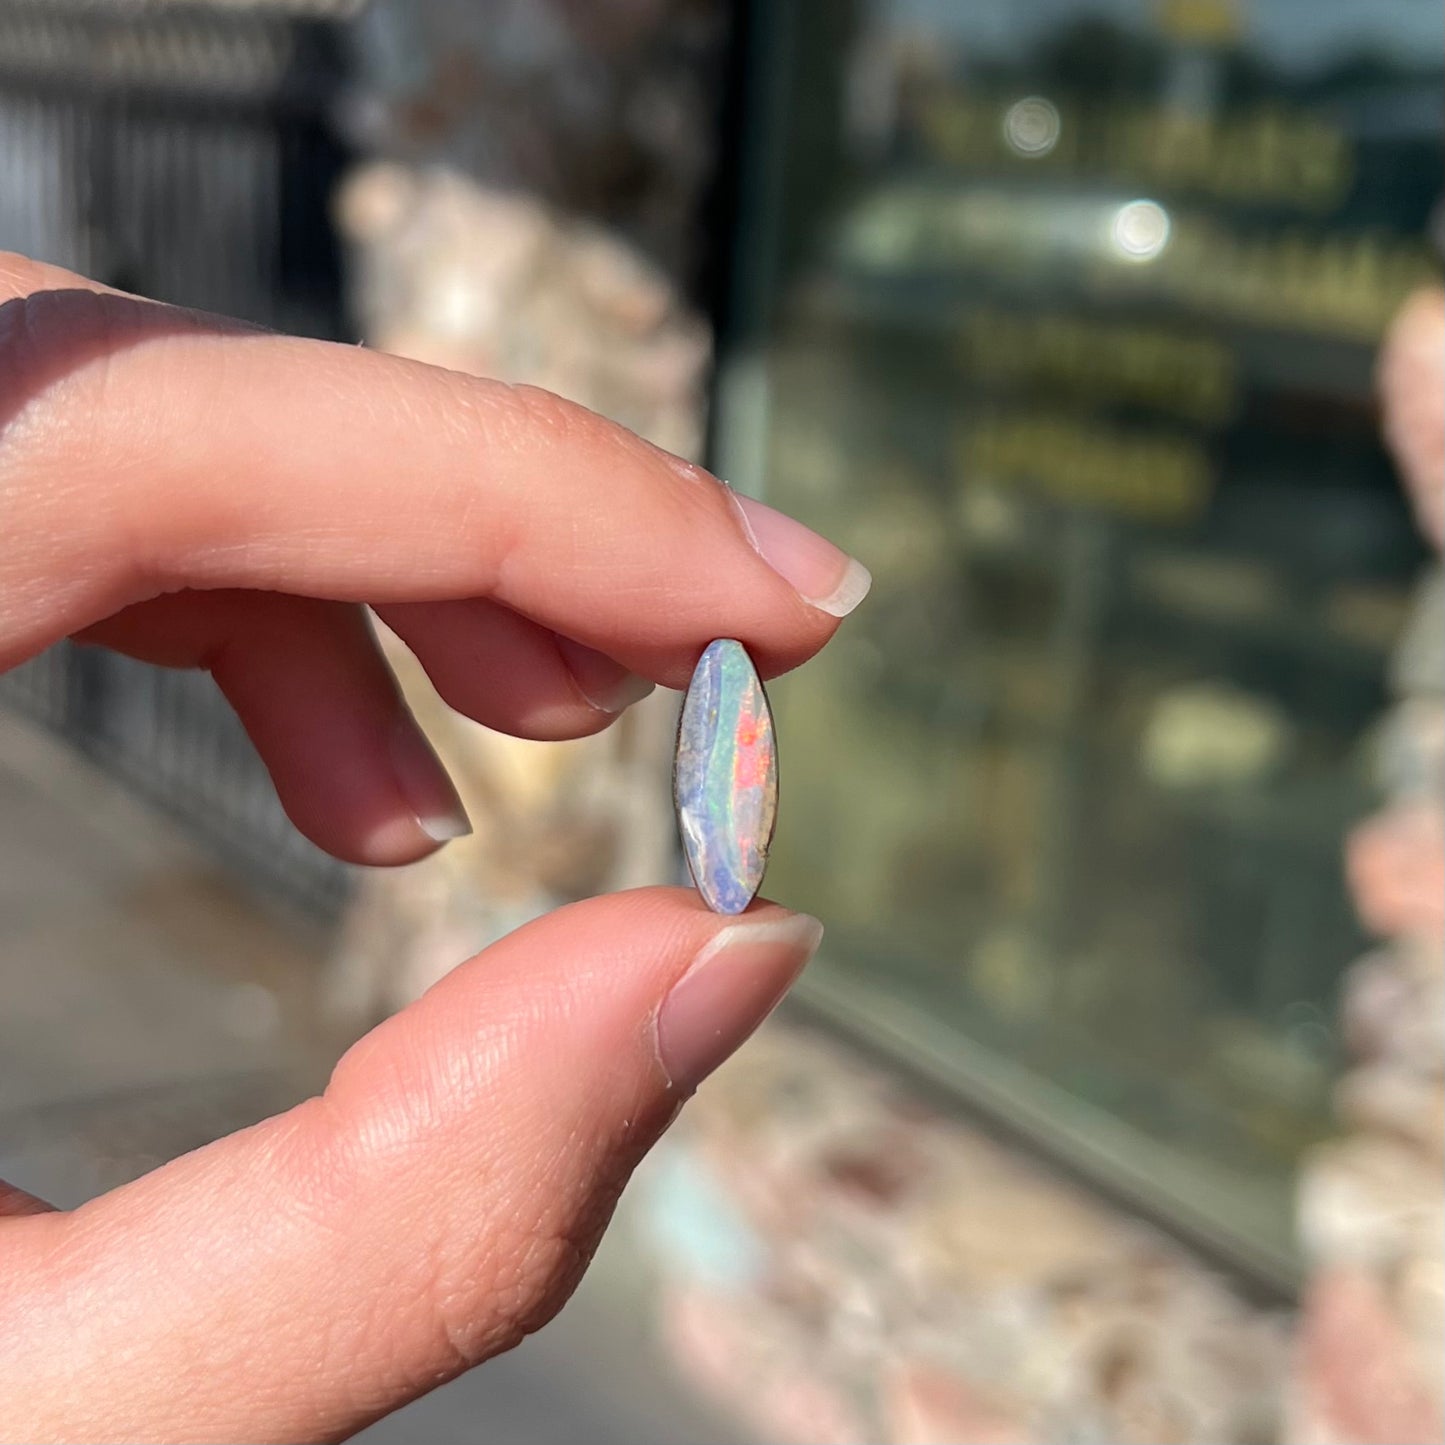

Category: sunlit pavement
[0, 709, 736, 1445]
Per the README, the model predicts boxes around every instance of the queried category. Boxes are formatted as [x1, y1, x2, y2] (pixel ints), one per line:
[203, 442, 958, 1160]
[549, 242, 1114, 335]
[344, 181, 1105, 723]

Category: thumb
[0, 889, 820, 1444]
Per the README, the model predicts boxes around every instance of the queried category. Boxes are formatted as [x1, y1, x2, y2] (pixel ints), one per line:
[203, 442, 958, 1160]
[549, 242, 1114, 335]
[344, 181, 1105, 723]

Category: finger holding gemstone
[674, 639, 779, 915]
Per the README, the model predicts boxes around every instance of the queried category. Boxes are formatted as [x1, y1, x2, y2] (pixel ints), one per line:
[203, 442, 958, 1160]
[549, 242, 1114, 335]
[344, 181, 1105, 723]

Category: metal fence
[0, 0, 360, 916]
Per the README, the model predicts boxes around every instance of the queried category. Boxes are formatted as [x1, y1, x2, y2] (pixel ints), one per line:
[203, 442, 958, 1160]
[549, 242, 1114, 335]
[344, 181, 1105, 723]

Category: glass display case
[712, 0, 1442, 1282]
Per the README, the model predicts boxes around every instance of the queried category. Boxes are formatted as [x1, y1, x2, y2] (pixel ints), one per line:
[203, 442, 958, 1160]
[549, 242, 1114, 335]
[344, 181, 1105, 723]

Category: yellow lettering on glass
[913, 93, 1354, 212]
[959, 310, 1237, 425]
[962, 411, 1213, 523]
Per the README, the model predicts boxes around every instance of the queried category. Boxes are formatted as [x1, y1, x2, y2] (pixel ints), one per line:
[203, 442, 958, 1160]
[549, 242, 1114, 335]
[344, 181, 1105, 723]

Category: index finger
[0, 253, 869, 682]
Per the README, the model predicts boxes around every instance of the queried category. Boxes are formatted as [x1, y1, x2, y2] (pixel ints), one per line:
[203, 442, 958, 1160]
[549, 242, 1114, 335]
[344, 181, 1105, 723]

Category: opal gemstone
[674, 639, 778, 915]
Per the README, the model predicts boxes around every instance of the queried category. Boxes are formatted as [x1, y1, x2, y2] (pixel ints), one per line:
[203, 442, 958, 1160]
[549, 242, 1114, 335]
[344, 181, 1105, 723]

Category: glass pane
[718, 0, 1441, 1268]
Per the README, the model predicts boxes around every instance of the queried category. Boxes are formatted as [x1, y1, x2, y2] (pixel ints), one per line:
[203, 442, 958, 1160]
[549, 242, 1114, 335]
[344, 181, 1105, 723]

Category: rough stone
[885, 1360, 1031, 1445]
[636, 1025, 1288, 1445]
[1290, 1269, 1444, 1445]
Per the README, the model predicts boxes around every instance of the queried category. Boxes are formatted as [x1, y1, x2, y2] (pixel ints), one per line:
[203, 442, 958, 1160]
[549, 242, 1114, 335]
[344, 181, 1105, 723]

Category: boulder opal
[674, 639, 778, 914]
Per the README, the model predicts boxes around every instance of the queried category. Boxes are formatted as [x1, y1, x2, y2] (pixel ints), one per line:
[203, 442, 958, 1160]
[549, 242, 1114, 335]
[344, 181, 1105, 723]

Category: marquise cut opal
[674, 639, 778, 915]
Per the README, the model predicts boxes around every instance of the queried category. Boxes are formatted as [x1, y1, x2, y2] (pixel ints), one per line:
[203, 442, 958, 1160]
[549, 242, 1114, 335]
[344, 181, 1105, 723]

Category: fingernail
[728, 491, 872, 618]
[556, 636, 657, 714]
[657, 913, 823, 1092]
[388, 717, 471, 843]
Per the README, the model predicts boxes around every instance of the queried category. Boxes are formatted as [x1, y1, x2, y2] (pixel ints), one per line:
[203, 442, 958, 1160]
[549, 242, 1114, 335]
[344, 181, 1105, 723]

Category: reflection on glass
[1003, 97, 1062, 158]
[720, 0, 1441, 1269]
[1110, 198, 1170, 260]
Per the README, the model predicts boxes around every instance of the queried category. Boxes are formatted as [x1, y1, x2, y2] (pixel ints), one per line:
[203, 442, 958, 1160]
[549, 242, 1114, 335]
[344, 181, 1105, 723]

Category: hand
[0, 253, 868, 1442]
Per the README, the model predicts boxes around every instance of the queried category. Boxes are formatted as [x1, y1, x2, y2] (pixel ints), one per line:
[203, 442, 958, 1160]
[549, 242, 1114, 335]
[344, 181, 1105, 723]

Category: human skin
[0, 251, 869, 1442]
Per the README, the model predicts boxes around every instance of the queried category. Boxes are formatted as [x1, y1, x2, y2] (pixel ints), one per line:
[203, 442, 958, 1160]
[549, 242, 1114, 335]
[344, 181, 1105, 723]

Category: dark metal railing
[0, 0, 358, 916]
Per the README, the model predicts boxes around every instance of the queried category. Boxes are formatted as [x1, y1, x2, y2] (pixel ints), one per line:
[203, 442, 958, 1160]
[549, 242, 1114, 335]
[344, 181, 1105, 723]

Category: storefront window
[714, 0, 1441, 1279]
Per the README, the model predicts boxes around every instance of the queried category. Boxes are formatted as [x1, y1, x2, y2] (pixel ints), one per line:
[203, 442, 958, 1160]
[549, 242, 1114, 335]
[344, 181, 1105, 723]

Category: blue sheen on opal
[674, 639, 778, 914]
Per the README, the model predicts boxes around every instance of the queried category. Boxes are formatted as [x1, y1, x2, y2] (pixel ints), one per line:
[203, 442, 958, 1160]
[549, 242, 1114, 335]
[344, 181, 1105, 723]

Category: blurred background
[0, 1, 1441, 1441]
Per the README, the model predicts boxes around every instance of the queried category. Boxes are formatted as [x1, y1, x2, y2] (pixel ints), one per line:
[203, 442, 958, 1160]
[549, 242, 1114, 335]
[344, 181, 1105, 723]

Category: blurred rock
[336, 161, 713, 455]
[885, 1360, 1030, 1445]
[1290, 1269, 1444, 1445]
[662, 1279, 872, 1445]
[1391, 571, 1445, 697]
[637, 1026, 1288, 1445]
[1335, 1066, 1445, 1157]
[1373, 699, 1445, 801]
[1295, 289, 1445, 1441]
[1299, 1136, 1443, 1268]
[1339, 945, 1445, 1072]
[1345, 803, 1445, 945]
[1378, 288, 1445, 551]
[344, 0, 728, 283]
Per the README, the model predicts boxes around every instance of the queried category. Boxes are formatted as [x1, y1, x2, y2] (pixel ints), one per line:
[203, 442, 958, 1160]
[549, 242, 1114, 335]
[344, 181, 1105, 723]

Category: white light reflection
[1110, 199, 1171, 262]
[1002, 97, 1060, 158]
